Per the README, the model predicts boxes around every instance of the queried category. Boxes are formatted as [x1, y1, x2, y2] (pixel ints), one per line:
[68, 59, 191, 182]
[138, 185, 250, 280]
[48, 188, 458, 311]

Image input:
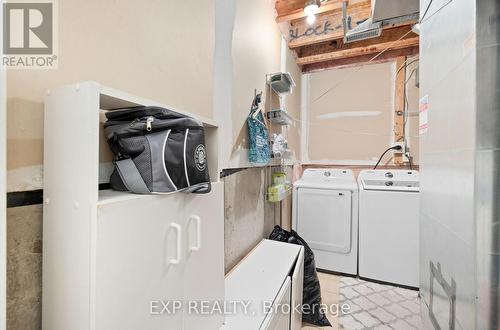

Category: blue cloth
[247, 111, 270, 164]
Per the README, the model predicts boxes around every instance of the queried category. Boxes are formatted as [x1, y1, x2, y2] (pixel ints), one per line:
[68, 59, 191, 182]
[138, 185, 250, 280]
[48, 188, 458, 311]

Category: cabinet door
[261, 277, 291, 330]
[95, 194, 185, 330]
[183, 182, 224, 330]
[290, 248, 304, 330]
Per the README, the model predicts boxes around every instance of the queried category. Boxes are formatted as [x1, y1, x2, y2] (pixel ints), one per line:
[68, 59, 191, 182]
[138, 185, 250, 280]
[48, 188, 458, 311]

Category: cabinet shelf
[97, 184, 220, 206]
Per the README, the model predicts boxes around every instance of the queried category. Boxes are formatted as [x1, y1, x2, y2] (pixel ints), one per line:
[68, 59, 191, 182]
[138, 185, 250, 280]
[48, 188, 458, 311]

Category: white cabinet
[261, 278, 291, 330]
[224, 240, 304, 330]
[42, 82, 223, 330]
[183, 188, 224, 329]
[95, 187, 224, 330]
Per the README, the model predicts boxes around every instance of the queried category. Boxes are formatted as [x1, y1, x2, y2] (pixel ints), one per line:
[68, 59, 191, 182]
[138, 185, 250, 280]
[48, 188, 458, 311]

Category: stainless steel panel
[476, 1, 500, 329]
[474, 150, 500, 329]
[476, 45, 500, 150]
[419, 0, 478, 329]
[371, 0, 419, 22]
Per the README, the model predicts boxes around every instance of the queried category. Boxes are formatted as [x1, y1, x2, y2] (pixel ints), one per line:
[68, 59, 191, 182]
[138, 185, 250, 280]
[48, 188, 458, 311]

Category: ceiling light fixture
[304, 0, 321, 25]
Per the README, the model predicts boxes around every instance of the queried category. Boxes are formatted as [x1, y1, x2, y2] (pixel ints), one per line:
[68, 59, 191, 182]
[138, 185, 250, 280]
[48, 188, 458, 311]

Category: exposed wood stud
[394, 56, 406, 165]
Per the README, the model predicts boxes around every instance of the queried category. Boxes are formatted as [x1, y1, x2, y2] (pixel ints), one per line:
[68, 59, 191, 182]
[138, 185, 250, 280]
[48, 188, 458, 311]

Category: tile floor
[302, 272, 423, 330]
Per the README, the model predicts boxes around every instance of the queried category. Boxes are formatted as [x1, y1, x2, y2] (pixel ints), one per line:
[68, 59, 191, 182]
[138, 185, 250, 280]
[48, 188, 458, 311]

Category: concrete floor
[303, 272, 422, 330]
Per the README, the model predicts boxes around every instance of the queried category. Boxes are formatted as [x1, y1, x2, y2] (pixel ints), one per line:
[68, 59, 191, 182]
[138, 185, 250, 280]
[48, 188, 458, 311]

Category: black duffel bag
[104, 106, 211, 194]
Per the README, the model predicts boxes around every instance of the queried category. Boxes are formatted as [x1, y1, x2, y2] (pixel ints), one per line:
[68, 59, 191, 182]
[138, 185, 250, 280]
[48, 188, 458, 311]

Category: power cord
[405, 153, 414, 170]
[373, 145, 403, 170]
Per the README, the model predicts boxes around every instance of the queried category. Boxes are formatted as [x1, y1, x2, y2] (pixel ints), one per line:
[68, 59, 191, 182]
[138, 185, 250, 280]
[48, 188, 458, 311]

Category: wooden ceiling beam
[301, 46, 419, 72]
[296, 36, 419, 65]
[276, 0, 345, 23]
[287, 1, 372, 49]
[297, 26, 418, 57]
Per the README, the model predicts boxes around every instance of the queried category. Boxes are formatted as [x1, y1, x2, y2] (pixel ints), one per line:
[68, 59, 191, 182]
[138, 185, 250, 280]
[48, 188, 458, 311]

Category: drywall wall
[7, 0, 215, 192]
[303, 59, 419, 165]
[225, 0, 283, 168]
[284, 47, 302, 161]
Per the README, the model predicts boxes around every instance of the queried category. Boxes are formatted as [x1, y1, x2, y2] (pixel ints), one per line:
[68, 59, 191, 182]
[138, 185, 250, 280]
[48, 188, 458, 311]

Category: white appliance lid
[359, 170, 420, 192]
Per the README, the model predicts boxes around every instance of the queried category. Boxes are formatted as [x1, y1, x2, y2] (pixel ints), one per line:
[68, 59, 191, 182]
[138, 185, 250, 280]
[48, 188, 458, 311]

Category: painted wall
[224, 0, 283, 168]
[216, 0, 291, 272]
[302, 59, 420, 165]
[7, 0, 215, 192]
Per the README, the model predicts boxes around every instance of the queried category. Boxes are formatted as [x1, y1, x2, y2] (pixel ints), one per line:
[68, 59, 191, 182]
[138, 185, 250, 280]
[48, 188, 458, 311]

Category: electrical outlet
[393, 142, 406, 154]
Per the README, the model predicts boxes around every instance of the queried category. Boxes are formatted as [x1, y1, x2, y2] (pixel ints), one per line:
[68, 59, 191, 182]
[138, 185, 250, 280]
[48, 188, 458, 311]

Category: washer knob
[385, 172, 394, 178]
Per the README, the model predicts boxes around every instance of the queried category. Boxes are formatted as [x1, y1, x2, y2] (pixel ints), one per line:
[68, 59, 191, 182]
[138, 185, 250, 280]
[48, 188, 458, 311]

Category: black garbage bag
[269, 225, 331, 327]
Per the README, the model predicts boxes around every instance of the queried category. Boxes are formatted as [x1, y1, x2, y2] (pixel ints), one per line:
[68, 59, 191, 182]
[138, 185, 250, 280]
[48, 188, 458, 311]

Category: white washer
[358, 169, 420, 287]
[292, 169, 358, 275]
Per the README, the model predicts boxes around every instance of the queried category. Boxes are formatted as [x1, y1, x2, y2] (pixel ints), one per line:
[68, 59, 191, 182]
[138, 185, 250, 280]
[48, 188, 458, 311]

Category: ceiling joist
[302, 46, 419, 72]
[287, 1, 372, 49]
[297, 36, 419, 65]
[275, 0, 420, 72]
[275, 0, 368, 23]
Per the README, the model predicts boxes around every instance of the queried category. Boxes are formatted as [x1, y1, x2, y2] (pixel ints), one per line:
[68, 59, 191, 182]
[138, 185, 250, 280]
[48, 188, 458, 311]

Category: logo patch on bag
[194, 144, 207, 171]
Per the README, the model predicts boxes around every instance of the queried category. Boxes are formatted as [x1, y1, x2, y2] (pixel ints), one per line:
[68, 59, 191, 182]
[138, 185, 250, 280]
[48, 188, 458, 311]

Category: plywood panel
[306, 61, 394, 163]
[7, 0, 215, 191]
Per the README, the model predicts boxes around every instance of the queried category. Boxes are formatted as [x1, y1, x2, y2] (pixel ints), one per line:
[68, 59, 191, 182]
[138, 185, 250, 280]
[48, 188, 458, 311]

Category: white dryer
[292, 169, 358, 275]
[358, 170, 420, 287]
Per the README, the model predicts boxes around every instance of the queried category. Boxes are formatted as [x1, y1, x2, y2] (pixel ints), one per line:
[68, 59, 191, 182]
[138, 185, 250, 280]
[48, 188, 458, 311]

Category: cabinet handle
[189, 215, 201, 252]
[168, 223, 182, 265]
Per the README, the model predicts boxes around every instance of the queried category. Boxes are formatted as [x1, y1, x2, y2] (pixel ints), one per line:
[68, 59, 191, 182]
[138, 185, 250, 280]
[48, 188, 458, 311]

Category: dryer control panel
[301, 168, 355, 182]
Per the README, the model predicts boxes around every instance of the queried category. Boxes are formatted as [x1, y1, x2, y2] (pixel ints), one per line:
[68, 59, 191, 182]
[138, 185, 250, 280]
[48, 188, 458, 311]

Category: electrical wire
[296, 0, 454, 167]
[396, 57, 419, 76]
[405, 153, 414, 170]
[312, 0, 454, 105]
[373, 146, 401, 170]
[420, 0, 453, 24]
[419, 0, 434, 23]
[312, 28, 415, 104]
